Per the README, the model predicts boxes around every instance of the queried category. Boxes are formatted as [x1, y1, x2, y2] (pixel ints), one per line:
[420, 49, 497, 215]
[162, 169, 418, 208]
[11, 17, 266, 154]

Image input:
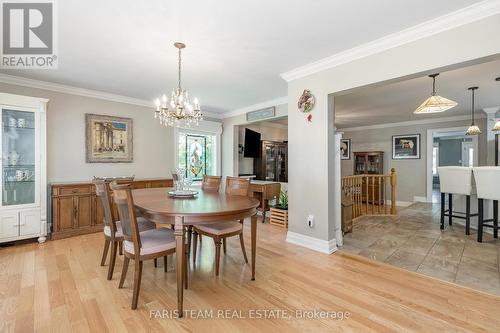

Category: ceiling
[335, 58, 500, 129]
[0, 0, 482, 114]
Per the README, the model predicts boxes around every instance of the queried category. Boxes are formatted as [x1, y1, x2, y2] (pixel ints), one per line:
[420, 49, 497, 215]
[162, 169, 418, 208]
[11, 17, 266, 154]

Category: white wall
[221, 104, 288, 177]
[0, 82, 178, 183]
[286, 14, 500, 250]
[238, 123, 288, 175]
[340, 118, 487, 203]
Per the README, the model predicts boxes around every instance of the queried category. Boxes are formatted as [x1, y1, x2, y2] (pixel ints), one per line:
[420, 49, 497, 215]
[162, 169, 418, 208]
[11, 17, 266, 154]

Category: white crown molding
[286, 231, 338, 254]
[0, 73, 222, 119]
[338, 114, 485, 132]
[281, 0, 500, 82]
[222, 96, 288, 119]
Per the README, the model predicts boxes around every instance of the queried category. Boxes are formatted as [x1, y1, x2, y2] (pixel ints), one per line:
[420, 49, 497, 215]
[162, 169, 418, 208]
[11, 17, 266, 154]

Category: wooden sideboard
[249, 181, 281, 221]
[50, 178, 173, 240]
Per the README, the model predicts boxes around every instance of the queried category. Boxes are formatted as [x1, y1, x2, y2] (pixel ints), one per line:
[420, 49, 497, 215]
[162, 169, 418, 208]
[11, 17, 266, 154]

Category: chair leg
[478, 198, 484, 243]
[119, 256, 130, 288]
[223, 238, 227, 255]
[465, 195, 471, 236]
[494, 200, 498, 239]
[164, 256, 168, 272]
[193, 231, 198, 264]
[448, 193, 453, 226]
[101, 238, 110, 266]
[239, 233, 248, 263]
[118, 241, 123, 255]
[183, 240, 188, 290]
[107, 241, 118, 280]
[199, 234, 202, 245]
[187, 226, 192, 259]
[154, 258, 157, 268]
[131, 260, 143, 310]
[440, 193, 445, 230]
[214, 238, 221, 276]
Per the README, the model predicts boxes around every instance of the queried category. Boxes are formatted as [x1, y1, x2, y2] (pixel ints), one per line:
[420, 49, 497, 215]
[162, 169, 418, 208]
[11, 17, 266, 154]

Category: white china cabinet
[0, 93, 47, 243]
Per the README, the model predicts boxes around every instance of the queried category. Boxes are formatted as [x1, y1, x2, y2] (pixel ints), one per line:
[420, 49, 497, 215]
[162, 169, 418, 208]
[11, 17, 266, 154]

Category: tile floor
[340, 202, 500, 296]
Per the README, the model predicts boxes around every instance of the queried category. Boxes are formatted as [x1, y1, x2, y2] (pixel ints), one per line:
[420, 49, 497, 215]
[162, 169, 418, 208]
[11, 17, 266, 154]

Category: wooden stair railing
[342, 168, 397, 218]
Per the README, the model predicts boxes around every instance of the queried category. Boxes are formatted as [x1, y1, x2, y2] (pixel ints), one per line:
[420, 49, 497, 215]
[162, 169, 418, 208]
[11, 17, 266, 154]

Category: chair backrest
[93, 179, 117, 236]
[201, 175, 222, 191]
[225, 176, 250, 196]
[472, 167, 500, 200]
[110, 181, 141, 254]
[438, 167, 473, 195]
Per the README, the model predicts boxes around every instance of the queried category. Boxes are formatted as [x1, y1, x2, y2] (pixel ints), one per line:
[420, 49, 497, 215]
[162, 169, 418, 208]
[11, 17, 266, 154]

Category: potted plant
[276, 190, 288, 209]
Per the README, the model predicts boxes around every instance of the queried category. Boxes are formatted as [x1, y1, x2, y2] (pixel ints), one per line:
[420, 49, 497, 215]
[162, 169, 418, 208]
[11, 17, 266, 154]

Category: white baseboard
[413, 196, 429, 203]
[286, 231, 338, 254]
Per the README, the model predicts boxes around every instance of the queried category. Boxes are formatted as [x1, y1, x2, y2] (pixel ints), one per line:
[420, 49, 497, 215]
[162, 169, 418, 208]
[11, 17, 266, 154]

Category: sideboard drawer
[58, 186, 92, 195]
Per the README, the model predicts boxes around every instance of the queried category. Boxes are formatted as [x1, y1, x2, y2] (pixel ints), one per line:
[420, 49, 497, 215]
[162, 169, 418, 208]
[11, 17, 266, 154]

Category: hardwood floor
[1, 220, 500, 332]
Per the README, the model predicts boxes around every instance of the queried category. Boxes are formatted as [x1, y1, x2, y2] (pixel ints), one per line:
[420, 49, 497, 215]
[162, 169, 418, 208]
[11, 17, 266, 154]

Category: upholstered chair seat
[123, 228, 176, 255]
[194, 222, 243, 236]
[437, 167, 476, 234]
[438, 166, 473, 195]
[472, 167, 500, 242]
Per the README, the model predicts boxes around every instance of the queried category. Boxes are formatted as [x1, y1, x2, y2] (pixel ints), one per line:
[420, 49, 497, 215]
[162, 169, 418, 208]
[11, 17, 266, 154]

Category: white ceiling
[335, 58, 500, 129]
[0, 0, 482, 114]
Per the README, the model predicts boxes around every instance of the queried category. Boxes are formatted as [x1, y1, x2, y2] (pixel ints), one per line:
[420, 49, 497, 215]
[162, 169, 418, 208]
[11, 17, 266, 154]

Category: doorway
[426, 127, 479, 203]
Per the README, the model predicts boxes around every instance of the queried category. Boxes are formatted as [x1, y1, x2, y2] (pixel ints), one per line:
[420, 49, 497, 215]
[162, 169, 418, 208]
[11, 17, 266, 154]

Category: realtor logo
[1, 0, 57, 68]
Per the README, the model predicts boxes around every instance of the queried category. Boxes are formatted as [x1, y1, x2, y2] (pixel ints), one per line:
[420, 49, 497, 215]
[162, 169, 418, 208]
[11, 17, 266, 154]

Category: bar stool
[437, 167, 475, 234]
[472, 167, 500, 242]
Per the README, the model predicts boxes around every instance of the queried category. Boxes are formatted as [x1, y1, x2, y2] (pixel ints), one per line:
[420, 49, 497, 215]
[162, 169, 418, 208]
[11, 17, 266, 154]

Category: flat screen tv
[244, 128, 261, 158]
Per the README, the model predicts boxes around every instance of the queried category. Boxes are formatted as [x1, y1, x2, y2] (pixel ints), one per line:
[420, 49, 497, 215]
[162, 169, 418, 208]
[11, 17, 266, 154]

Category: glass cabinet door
[2, 109, 36, 206]
[264, 144, 276, 181]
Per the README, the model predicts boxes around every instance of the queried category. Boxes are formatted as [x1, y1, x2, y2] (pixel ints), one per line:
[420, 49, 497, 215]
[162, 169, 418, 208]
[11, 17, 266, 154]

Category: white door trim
[426, 126, 479, 202]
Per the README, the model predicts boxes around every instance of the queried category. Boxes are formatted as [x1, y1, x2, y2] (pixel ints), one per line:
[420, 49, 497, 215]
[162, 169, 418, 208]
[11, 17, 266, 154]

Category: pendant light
[465, 86, 481, 136]
[414, 73, 457, 114]
[493, 77, 500, 131]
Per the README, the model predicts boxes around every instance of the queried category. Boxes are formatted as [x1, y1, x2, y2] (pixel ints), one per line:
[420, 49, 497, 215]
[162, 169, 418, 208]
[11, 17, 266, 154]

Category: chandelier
[154, 42, 202, 127]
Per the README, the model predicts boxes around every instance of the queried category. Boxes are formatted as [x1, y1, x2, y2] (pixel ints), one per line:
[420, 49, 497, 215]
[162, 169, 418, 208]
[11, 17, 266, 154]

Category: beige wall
[340, 118, 487, 203]
[238, 123, 288, 175]
[0, 82, 176, 183]
[287, 14, 500, 244]
[221, 104, 287, 177]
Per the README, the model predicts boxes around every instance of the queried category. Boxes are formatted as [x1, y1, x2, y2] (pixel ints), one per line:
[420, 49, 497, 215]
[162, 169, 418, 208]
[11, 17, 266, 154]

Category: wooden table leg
[251, 214, 257, 280]
[174, 216, 185, 317]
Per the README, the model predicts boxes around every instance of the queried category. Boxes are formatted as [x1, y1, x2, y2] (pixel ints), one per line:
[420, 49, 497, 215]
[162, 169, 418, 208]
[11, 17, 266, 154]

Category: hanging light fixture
[414, 73, 457, 114]
[154, 42, 202, 127]
[465, 86, 481, 136]
[493, 77, 500, 131]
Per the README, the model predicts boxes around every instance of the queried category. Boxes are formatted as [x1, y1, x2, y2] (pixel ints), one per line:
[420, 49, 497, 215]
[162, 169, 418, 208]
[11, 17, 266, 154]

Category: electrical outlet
[307, 215, 314, 228]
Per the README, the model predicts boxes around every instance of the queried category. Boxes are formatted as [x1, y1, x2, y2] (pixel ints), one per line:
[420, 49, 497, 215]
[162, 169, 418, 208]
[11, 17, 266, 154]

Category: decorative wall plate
[298, 89, 315, 113]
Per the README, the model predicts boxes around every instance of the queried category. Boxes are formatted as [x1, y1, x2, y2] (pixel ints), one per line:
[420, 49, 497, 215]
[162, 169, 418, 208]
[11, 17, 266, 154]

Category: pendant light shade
[494, 77, 500, 132]
[414, 74, 457, 114]
[466, 86, 481, 136]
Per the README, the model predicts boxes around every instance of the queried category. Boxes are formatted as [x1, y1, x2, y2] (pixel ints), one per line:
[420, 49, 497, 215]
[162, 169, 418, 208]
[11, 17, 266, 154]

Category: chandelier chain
[178, 47, 182, 90]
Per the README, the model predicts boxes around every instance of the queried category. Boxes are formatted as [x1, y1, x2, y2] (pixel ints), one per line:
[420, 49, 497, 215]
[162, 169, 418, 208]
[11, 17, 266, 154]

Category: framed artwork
[340, 139, 351, 160]
[85, 114, 133, 163]
[392, 134, 420, 159]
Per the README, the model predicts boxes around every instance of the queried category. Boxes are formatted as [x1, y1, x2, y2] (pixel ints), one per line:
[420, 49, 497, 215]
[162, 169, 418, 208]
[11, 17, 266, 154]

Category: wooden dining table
[132, 187, 260, 317]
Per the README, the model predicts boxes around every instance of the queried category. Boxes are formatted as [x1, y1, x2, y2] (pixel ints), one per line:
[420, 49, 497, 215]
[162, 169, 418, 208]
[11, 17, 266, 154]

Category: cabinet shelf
[4, 180, 35, 183]
[3, 125, 35, 130]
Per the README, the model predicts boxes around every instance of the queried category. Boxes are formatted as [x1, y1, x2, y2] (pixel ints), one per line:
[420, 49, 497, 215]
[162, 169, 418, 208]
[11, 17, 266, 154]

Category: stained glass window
[178, 132, 214, 180]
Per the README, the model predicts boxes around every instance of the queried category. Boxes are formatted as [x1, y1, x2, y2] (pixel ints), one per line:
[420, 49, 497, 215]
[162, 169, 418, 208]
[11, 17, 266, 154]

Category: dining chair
[193, 176, 249, 275]
[201, 175, 222, 191]
[472, 167, 500, 242]
[110, 182, 181, 309]
[437, 167, 476, 234]
[94, 179, 157, 280]
[191, 175, 223, 260]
